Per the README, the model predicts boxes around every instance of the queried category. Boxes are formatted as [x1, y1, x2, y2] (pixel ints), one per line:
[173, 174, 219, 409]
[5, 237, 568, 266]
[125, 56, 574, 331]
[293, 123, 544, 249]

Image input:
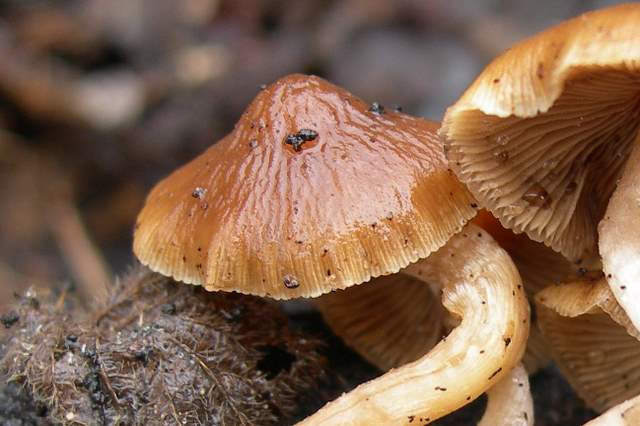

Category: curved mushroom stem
[298, 224, 529, 425]
[584, 395, 640, 425]
[478, 363, 533, 426]
[600, 139, 640, 332]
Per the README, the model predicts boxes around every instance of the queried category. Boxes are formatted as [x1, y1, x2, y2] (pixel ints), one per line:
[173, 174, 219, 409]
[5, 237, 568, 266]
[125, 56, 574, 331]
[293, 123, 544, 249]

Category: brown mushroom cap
[134, 74, 475, 299]
[536, 277, 640, 412]
[442, 3, 640, 262]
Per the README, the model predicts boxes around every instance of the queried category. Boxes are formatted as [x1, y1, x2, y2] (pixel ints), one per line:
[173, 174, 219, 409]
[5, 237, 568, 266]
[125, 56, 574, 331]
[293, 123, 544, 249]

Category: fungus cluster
[6, 2, 640, 424]
[133, 73, 530, 424]
[132, 5, 640, 419]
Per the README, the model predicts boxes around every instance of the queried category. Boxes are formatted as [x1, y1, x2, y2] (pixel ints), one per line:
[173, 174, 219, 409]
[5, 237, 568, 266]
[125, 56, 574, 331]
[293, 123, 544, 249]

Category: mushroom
[478, 363, 533, 426]
[317, 210, 553, 374]
[536, 276, 640, 412]
[440, 4, 640, 325]
[133, 73, 476, 300]
[584, 394, 640, 426]
[133, 74, 529, 423]
[299, 224, 529, 424]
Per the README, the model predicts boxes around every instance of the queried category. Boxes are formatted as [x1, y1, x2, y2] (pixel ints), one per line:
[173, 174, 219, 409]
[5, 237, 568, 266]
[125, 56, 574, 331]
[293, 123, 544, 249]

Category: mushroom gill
[444, 70, 640, 264]
[442, 4, 640, 264]
[315, 272, 448, 371]
[536, 277, 640, 412]
[298, 224, 529, 425]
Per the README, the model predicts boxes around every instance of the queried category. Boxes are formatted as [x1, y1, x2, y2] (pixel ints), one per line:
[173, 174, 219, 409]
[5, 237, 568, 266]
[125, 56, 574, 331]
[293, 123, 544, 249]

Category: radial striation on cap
[134, 74, 475, 299]
[442, 4, 640, 262]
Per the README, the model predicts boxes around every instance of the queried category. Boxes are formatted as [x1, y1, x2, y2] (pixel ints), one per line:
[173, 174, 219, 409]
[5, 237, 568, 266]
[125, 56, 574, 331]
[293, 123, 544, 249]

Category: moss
[1, 268, 326, 425]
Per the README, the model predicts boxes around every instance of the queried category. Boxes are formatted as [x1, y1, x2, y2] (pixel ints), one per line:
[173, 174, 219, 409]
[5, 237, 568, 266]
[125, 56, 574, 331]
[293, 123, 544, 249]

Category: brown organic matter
[0, 268, 325, 425]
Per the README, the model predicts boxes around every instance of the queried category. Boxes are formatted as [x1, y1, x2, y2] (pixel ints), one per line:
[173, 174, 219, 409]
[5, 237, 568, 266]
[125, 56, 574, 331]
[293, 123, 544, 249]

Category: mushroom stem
[600, 138, 640, 332]
[299, 224, 529, 425]
[584, 394, 640, 425]
[478, 363, 533, 426]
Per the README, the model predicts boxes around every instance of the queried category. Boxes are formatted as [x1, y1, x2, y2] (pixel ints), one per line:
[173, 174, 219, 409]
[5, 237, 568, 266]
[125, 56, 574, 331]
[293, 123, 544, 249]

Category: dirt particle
[565, 181, 578, 194]
[283, 275, 300, 289]
[192, 187, 207, 199]
[488, 367, 503, 380]
[435, 386, 447, 391]
[1, 311, 19, 328]
[368, 102, 385, 115]
[494, 150, 509, 162]
[285, 129, 318, 151]
[160, 303, 176, 315]
[134, 348, 153, 365]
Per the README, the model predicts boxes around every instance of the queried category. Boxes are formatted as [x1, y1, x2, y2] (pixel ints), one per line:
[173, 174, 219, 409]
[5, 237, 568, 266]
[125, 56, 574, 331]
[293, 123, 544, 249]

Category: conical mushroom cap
[134, 74, 475, 299]
[537, 277, 640, 412]
[442, 3, 640, 262]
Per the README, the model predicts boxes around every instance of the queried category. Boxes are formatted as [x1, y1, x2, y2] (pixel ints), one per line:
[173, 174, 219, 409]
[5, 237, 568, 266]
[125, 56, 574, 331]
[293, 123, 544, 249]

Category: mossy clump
[0, 268, 326, 425]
